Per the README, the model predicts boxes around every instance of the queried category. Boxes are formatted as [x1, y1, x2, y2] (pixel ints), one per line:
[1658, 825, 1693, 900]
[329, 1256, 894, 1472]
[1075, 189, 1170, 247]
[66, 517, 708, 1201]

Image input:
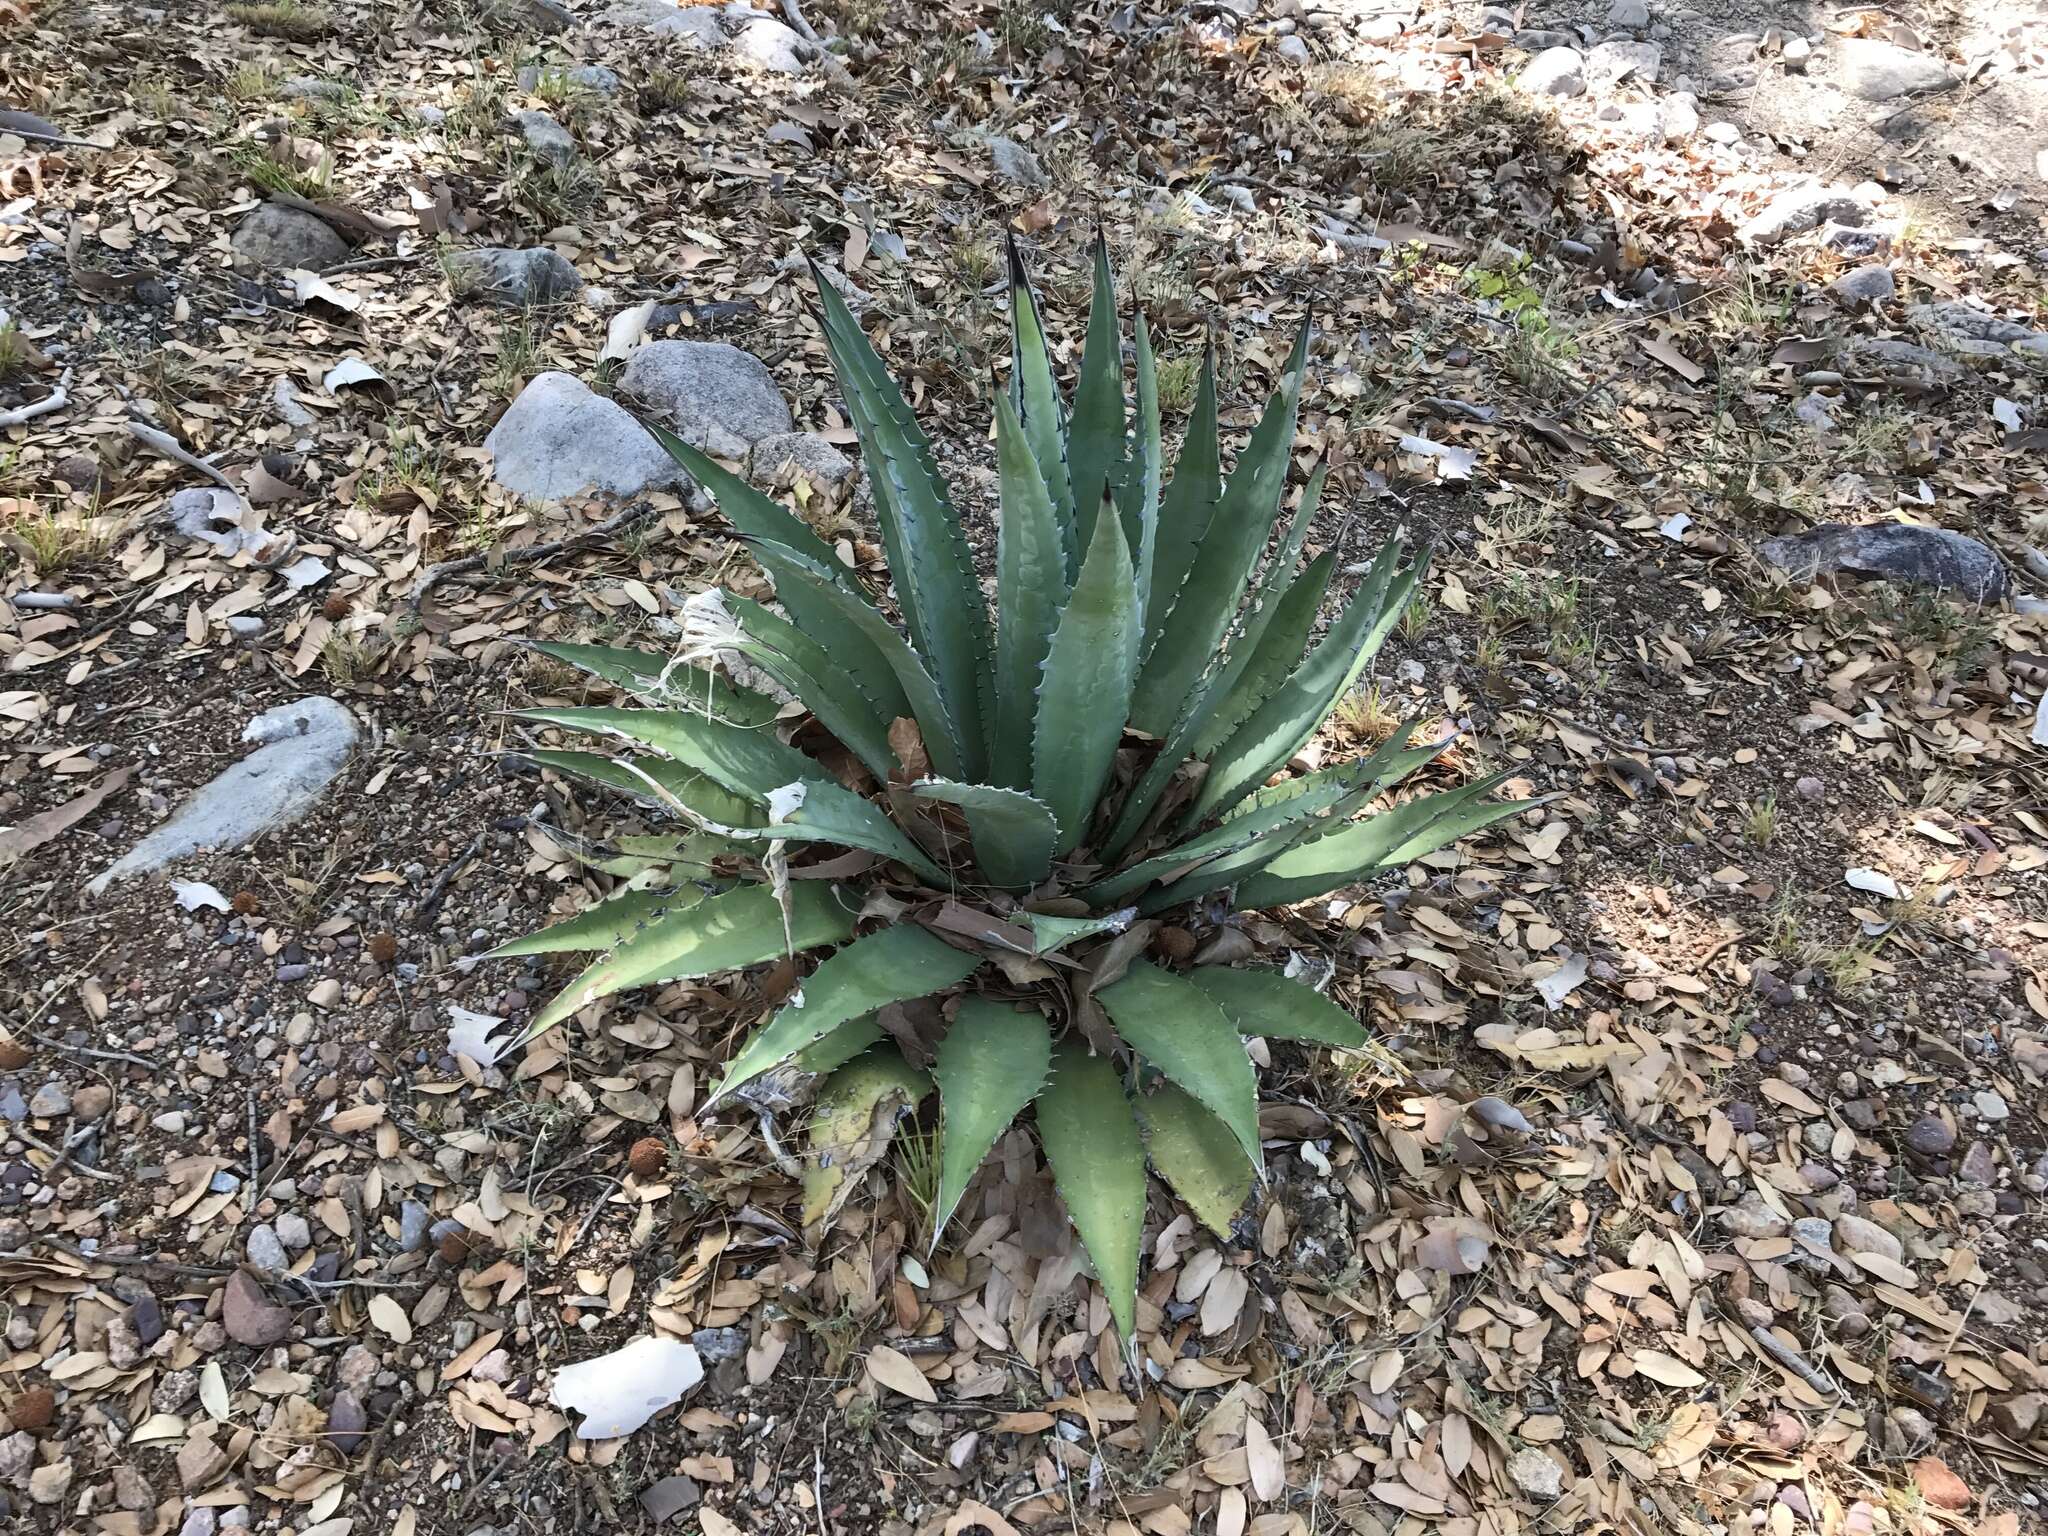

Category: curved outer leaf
[1096, 961, 1260, 1170]
[992, 392, 1070, 787]
[1032, 508, 1141, 856]
[910, 779, 1057, 890]
[1137, 732, 1440, 914]
[524, 749, 766, 831]
[743, 540, 967, 782]
[529, 640, 781, 723]
[1123, 312, 1163, 631]
[1006, 236, 1075, 562]
[1187, 550, 1335, 759]
[710, 925, 981, 1106]
[1102, 469, 1324, 858]
[1189, 540, 1428, 823]
[1128, 318, 1310, 735]
[932, 999, 1052, 1247]
[641, 420, 843, 570]
[795, 1013, 884, 1073]
[801, 1045, 930, 1229]
[1065, 235, 1126, 565]
[1084, 729, 1424, 908]
[526, 881, 856, 1037]
[1142, 341, 1220, 649]
[1235, 774, 1521, 908]
[518, 706, 814, 805]
[719, 594, 898, 785]
[1035, 1039, 1146, 1342]
[720, 779, 952, 887]
[1021, 907, 1136, 956]
[488, 885, 705, 959]
[811, 264, 991, 779]
[1137, 1079, 1253, 1237]
[643, 426, 913, 714]
[1185, 966, 1368, 1047]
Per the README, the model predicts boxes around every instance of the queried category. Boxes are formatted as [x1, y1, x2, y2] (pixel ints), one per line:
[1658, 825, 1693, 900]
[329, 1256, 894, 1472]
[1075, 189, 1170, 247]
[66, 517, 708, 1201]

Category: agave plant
[495, 238, 1520, 1339]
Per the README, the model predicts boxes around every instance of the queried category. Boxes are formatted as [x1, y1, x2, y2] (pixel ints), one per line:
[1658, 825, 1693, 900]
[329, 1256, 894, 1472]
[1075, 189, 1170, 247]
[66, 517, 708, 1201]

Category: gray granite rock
[89, 699, 360, 894]
[231, 204, 349, 271]
[621, 340, 792, 458]
[1837, 37, 1955, 100]
[1518, 46, 1585, 96]
[445, 246, 584, 306]
[1760, 524, 2006, 603]
[508, 109, 576, 166]
[485, 372, 693, 501]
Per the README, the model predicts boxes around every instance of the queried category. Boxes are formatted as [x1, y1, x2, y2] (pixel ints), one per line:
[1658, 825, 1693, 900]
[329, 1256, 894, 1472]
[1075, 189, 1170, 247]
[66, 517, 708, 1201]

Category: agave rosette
[494, 238, 1521, 1336]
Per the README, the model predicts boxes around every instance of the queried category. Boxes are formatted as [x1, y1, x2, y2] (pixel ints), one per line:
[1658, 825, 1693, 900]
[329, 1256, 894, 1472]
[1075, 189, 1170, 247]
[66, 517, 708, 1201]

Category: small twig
[778, 0, 822, 42]
[0, 370, 72, 428]
[571, 1177, 624, 1249]
[407, 502, 659, 611]
[125, 418, 242, 495]
[17, 1126, 118, 1182]
[24, 1029, 156, 1071]
[756, 1109, 804, 1179]
[318, 254, 418, 277]
[356, 1412, 399, 1493]
[246, 1088, 261, 1216]
[414, 831, 486, 928]
[1747, 1322, 1840, 1398]
[30, 1236, 233, 1277]
[0, 124, 104, 149]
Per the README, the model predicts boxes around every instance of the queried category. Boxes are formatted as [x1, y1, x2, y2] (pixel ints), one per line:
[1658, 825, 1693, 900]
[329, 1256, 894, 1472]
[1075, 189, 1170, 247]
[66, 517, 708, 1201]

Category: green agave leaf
[1096, 961, 1260, 1170]
[517, 705, 815, 806]
[719, 594, 898, 785]
[526, 880, 856, 1037]
[710, 925, 981, 1106]
[1006, 236, 1075, 561]
[487, 884, 705, 960]
[1235, 774, 1521, 908]
[640, 421, 844, 571]
[1099, 468, 1324, 860]
[1035, 1039, 1146, 1342]
[1141, 340, 1219, 648]
[1123, 312, 1163, 631]
[528, 640, 782, 724]
[811, 263, 991, 779]
[1137, 729, 1438, 914]
[742, 539, 967, 783]
[718, 778, 951, 887]
[1185, 966, 1368, 1048]
[559, 832, 728, 882]
[1032, 506, 1142, 857]
[795, 1013, 885, 1074]
[524, 748, 765, 831]
[1137, 1079, 1253, 1238]
[1128, 318, 1310, 735]
[910, 779, 1057, 890]
[991, 392, 1070, 789]
[1084, 733, 1417, 909]
[1188, 549, 1335, 759]
[1189, 539, 1427, 824]
[931, 998, 1052, 1248]
[1020, 908, 1136, 956]
[801, 1045, 930, 1230]
[1065, 235, 1126, 566]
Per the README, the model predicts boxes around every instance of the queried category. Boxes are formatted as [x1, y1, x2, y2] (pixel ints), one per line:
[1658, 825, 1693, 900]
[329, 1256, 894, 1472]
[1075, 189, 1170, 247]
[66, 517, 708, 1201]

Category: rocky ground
[3, 0, 2048, 1533]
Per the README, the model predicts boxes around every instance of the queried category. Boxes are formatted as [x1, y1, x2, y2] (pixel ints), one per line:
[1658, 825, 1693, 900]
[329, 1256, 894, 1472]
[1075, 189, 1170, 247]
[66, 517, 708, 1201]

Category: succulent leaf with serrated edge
[496, 237, 1528, 1346]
